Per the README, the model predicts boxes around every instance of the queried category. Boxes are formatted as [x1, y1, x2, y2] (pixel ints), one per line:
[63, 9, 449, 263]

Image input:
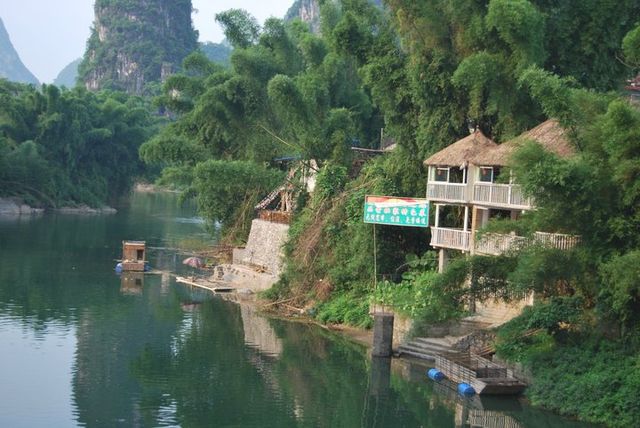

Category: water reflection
[240, 303, 283, 357]
[0, 192, 599, 427]
[120, 272, 144, 295]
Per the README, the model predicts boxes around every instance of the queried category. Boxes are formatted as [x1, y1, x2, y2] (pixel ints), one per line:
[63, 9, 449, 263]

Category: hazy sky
[0, 0, 294, 83]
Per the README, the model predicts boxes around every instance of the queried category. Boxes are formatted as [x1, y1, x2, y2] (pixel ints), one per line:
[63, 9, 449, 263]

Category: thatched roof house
[423, 130, 498, 167]
[470, 119, 575, 166]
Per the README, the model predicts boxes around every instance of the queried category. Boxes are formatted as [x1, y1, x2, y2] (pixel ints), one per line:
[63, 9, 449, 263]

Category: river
[0, 192, 594, 427]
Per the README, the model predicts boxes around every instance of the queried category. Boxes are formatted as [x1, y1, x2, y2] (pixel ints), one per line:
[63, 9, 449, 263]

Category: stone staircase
[468, 299, 529, 328]
[397, 337, 457, 361]
[396, 305, 518, 362]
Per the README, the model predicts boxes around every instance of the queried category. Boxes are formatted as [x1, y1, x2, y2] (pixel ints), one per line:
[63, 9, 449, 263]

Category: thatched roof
[423, 130, 498, 167]
[470, 120, 575, 166]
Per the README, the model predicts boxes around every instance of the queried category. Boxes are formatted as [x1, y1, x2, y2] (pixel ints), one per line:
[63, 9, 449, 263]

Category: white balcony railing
[472, 183, 532, 209]
[430, 227, 471, 251]
[431, 229, 581, 255]
[427, 182, 468, 203]
[474, 233, 528, 256]
[533, 231, 581, 250]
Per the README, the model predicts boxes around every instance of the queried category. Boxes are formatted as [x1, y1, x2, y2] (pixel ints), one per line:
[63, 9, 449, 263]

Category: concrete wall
[233, 219, 290, 275]
[213, 264, 279, 291]
[392, 312, 413, 349]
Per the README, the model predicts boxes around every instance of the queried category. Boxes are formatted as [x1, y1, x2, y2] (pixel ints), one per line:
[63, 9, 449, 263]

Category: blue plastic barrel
[457, 383, 476, 396]
[115, 262, 123, 274]
[427, 368, 445, 381]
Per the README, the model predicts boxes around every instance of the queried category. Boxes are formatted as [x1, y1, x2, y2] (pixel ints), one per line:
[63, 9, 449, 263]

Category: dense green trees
[0, 79, 154, 207]
[140, 7, 382, 239]
[143, 1, 640, 332]
[400, 12, 640, 425]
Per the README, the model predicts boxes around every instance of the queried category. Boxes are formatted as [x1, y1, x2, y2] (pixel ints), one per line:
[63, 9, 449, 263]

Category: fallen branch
[262, 296, 298, 308]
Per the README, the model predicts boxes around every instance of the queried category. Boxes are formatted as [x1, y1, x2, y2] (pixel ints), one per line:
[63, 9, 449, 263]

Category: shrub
[315, 291, 372, 328]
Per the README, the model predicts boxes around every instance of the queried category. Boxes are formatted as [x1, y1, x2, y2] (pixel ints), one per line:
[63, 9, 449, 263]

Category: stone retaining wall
[233, 219, 290, 275]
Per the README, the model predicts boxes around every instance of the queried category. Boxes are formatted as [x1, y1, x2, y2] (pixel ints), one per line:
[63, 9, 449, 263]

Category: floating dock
[435, 352, 526, 395]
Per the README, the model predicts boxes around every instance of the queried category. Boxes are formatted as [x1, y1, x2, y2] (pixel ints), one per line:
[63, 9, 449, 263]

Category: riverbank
[170, 268, 374, 348]
[0, 198, 44, 215]
[0, 197, 117, 215]
[134, 182, 180, 193]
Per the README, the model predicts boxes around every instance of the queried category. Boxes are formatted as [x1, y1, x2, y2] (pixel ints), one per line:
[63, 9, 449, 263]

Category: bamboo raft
[435, 352, 526, 395]
[175, 275, 235, 293]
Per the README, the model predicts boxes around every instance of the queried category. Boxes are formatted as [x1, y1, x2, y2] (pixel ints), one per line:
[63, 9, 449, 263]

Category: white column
[463, 205, 469, 232]
[434, 204, 440, 227]
[438, 249, 449, 273]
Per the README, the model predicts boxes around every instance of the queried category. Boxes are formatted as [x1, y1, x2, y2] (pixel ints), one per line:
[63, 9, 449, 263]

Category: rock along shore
[0, 198, 117, 216]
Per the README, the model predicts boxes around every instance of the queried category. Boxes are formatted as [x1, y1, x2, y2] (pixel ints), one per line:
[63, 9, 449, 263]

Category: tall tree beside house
[78, 0, 198, 94]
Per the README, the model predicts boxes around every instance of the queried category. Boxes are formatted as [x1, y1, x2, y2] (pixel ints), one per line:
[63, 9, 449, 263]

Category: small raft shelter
[120, 241, 147, 272]
[435, 352, 526, 395]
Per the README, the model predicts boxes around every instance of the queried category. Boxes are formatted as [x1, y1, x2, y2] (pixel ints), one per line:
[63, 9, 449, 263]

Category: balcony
[431, 227, 472, 251]
[427, 182, 468, 203]
[474, 233, 528, 256]
[532, 231, 581, 250]
[430, 227, 581, 254]
[472, 183, 532, 209]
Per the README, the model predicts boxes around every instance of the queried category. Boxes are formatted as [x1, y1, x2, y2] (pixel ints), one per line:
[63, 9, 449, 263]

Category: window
[449, 167, 466, 183]
[435, 167, 449, 182]
[136, 249, 144, 261]
[479, 167, 494, 183]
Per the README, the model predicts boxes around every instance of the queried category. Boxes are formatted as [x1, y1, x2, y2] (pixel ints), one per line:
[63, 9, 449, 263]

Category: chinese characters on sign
[363, 195, 429, 228]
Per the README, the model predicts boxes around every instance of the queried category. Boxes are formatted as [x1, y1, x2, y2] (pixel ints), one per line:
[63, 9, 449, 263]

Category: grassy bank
[494, 301, 640, 427]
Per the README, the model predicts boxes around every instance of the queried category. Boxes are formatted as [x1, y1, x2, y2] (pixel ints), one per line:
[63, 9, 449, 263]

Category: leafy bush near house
[495, 297, 583, 363]
[371, 252, 463, 325]
[315, 291, 372, 328]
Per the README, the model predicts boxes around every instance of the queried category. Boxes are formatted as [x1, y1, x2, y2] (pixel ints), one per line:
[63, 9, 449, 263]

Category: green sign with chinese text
[363, 195, 429, 228]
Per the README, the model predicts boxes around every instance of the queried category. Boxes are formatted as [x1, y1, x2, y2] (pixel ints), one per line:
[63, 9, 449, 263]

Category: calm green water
[0, 192, 592, 427]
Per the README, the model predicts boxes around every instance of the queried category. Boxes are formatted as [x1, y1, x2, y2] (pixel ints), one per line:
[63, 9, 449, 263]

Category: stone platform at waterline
[175, 217, 290, 294]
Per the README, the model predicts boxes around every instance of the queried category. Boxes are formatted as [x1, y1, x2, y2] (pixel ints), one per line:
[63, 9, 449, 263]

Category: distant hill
[285, 0, 322, 33]
[285, 0, 383, 33]
[0, 17, 39, 84]
[200, 41, 231, 66]
[53, 58, 81, 88]
[79, 0, 198, 94]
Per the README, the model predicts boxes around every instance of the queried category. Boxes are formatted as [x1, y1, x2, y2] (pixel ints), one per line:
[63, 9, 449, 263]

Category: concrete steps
[397, 337, 456, 361]
[471, 300, 528, 327]
[397, 318, 495, 362]
[396, 302, 526, 362]
[464, 309, 520, 328]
